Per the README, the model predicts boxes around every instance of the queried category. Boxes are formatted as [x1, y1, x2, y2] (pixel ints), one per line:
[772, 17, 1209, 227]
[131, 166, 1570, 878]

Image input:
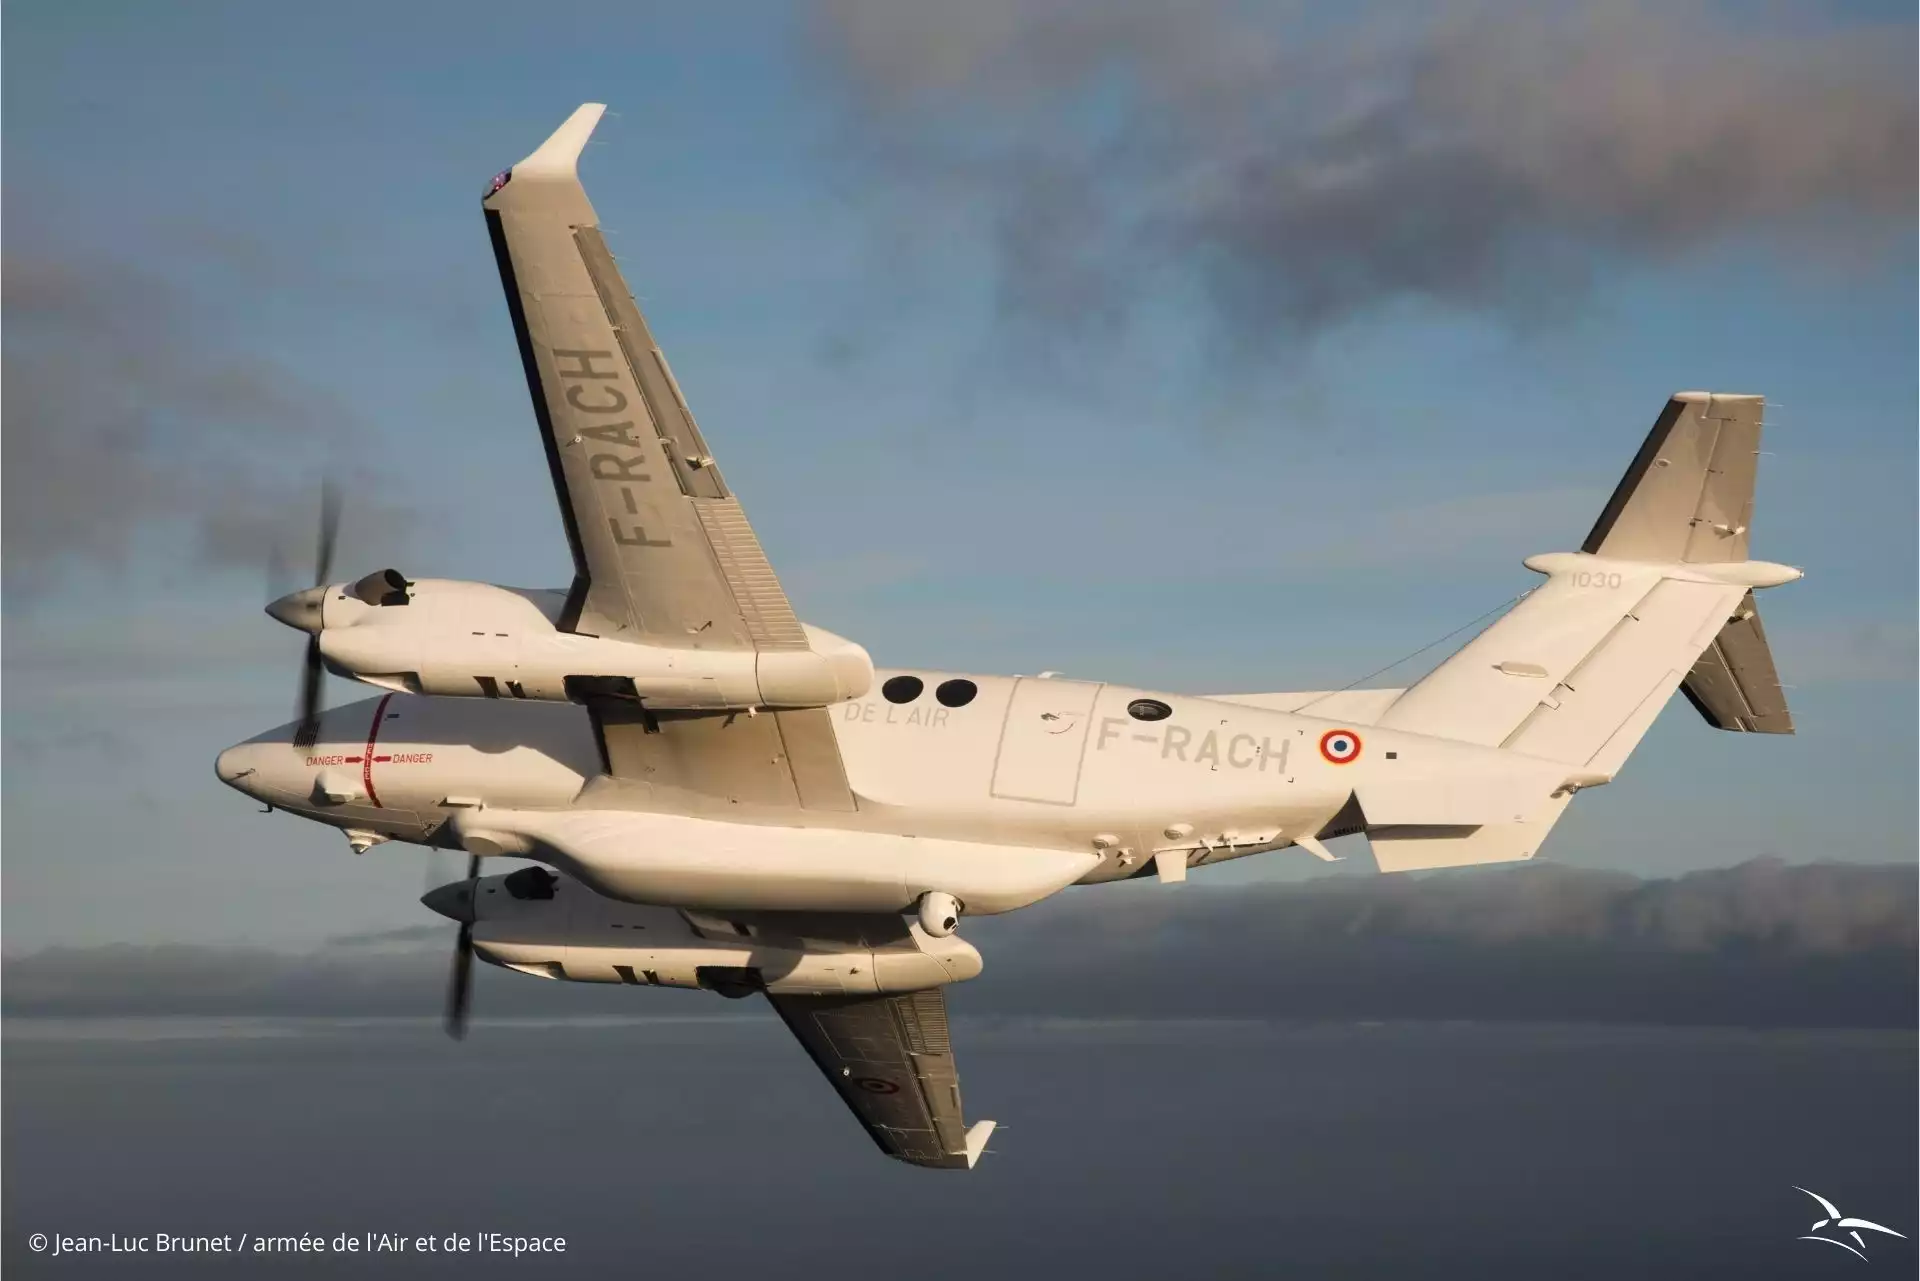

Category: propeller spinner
[265, 487, 412, 748]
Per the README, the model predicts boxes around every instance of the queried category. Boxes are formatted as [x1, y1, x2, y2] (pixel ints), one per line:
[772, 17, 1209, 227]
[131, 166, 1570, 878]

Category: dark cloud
[808, 0, 1915, 358]
[5, 860, 1912, 1026]
[0, 248, 408, 597]
[966, 858, 1917, 1027]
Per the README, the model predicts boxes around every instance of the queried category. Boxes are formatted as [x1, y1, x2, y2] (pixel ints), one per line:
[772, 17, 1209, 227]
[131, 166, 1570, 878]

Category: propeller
[268, 483, 340, 749]
[444, 853, 481, 1040]
[421, 859, 559, 1040]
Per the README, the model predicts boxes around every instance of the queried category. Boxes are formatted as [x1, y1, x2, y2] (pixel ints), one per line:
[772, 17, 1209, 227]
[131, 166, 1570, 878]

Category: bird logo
[1794, 1187, 1907, 1260]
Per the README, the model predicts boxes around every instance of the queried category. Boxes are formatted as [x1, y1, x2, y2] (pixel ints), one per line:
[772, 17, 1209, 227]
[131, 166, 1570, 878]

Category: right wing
[483, 105, 853, 811]
[768, 987, 996, 1170]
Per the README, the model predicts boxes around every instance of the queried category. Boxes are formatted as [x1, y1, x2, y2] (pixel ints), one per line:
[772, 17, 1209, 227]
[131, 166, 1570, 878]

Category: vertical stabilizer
[1581, 391, 1760, 564]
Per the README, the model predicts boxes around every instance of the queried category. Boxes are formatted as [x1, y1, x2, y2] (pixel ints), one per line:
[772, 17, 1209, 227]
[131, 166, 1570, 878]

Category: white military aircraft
[216, 104, 1799, 1170]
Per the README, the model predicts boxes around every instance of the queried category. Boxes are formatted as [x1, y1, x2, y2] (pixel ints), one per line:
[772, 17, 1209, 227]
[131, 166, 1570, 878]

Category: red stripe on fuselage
[363, 693, 394, 807]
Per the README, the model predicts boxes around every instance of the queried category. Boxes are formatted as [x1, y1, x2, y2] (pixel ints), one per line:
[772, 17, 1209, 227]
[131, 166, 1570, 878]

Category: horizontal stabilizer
[1681, 591, 1793, 734]
[1500, 576, 1745, 777]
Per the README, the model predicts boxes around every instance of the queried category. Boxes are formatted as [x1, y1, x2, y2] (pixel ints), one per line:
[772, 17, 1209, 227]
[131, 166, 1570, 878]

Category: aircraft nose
[265, 585, 327, 634]
[422, 879, 478, 925]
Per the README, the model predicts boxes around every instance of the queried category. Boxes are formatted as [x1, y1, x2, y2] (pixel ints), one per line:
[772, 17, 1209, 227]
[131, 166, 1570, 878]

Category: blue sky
[3, 0, 1914, 949]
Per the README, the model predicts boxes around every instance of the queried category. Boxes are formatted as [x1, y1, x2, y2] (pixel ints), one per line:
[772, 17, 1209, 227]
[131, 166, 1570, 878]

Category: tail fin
[1367, 392, 1798, 872]
[1581, 391, 1760, 564]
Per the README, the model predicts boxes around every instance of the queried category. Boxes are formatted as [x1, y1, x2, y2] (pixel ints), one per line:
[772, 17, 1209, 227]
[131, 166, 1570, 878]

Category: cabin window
[882, 675, 924, 704]
[1127, 698, 1172, 722]
[935, 679, 978, 708]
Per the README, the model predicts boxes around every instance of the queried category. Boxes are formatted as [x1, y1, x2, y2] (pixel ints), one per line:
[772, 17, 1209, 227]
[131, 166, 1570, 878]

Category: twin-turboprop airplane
[215, 104, 1800, 1170]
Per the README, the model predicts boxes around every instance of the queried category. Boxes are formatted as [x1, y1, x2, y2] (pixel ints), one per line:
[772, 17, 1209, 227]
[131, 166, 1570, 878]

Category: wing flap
[693, 499, 810, 650]
[590, 706, 855, 812]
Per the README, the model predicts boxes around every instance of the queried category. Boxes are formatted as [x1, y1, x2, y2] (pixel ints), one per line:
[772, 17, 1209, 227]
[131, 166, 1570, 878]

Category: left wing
[768, 988, 996, 1170]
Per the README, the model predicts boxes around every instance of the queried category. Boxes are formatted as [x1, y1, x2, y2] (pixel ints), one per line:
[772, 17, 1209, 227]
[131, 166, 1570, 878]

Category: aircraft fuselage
[217, 665, 1573, 896]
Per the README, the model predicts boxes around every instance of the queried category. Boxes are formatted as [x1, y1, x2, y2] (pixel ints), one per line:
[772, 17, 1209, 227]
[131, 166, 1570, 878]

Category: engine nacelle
[313, 578, 873, 710]
[459, 869, 984, 995]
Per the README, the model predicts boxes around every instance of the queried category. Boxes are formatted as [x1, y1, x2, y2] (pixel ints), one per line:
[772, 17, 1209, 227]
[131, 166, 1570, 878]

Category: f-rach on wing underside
[482, 105, 853, 810]
[481, 103, 806, 654]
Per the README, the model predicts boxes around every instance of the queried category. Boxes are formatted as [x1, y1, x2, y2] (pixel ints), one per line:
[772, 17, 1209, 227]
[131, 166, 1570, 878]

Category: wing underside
[484, 106, 804, 648]
[768, 987, 995, 1170]
[483, 104, 853, 808]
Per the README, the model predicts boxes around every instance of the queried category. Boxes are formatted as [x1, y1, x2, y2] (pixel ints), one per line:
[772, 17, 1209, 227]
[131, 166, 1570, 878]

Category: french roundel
[1318, 729, 1362, 765]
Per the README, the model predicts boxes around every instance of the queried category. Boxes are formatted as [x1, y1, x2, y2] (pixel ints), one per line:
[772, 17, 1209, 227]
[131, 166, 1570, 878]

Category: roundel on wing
[1318, 729, 1362, 765]
[851, 1076, 900, 1095]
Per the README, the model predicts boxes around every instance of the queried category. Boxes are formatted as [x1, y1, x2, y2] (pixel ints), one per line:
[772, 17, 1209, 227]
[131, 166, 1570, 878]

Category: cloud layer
[808, 0, 1916, 354]
[0, 249, 406, 595]
[6, 860, 1911, 1027]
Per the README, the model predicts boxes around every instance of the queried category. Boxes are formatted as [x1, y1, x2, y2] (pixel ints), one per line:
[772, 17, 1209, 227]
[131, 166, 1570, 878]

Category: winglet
[962, 1120, 997, 1168]
[513, 103, 607, 180]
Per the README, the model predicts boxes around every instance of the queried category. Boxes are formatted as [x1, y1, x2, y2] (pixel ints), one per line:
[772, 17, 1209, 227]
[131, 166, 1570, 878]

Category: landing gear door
[990, 678, 1103, 805]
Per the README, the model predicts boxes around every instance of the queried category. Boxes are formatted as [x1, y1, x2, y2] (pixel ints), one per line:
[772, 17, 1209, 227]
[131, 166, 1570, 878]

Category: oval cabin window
[1127, 698, 1172, 722]
[881, 675, 924, 704]
[935, 679, 978, 708]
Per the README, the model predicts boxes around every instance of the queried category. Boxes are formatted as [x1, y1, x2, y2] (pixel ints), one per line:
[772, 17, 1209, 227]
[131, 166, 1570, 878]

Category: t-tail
[1365, 392, 1798, 872]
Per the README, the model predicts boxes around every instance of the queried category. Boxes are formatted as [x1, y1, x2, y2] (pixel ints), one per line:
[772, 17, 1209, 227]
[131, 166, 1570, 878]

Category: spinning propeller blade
[314, 479, 341, 588]
[287, 482, 340, 749]
[444, 853, 482, 1040]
